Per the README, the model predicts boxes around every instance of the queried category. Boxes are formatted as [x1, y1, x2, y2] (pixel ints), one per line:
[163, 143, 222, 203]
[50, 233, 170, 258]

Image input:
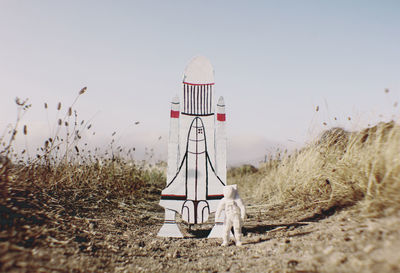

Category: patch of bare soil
[1, 184, 400, 273]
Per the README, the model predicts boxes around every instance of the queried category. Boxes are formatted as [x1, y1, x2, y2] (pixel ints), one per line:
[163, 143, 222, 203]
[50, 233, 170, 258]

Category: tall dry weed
[0, 88, 165, 215]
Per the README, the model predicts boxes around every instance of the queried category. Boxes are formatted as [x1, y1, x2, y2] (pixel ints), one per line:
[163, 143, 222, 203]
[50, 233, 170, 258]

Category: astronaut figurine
[215, 185, 246, 246]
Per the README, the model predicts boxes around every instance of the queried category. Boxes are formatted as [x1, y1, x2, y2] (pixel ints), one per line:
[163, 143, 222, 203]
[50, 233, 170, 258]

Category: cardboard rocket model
[158, 56, 227, 238]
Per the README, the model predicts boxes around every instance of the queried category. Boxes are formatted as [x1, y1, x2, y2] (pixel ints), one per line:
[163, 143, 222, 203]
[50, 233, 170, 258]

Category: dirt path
[1, 192, 400, 273]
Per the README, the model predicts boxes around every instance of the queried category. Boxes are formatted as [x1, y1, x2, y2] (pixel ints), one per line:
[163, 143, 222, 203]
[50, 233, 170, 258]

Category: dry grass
[232, 121, 400, 218]
[0, 88, 165, 238]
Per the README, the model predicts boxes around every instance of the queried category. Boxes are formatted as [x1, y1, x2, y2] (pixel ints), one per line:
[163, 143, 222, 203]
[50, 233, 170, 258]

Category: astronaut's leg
[222, 219, 232, 246]
[233, 217, 243, 246]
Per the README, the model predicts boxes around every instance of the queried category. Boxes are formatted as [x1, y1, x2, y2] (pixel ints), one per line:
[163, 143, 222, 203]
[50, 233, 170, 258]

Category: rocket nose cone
[183, 56, 214, 84]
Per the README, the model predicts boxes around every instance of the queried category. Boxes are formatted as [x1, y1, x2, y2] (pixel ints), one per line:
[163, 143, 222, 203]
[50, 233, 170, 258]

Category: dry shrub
[7, 158, 165, 200]
[234, 122, 400, 217]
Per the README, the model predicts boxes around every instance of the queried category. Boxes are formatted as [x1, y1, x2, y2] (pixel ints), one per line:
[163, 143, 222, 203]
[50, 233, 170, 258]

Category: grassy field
[1, 91, 400, 272]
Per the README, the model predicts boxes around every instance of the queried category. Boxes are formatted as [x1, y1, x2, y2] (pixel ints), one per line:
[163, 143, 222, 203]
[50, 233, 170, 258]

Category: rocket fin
[157, 209, 183, 238]
[159, 152, 188, 213]
[207, 211, 227, 238]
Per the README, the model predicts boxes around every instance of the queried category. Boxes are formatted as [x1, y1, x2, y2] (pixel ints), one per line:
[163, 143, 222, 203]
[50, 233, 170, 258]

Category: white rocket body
[158, 56, 227, 237]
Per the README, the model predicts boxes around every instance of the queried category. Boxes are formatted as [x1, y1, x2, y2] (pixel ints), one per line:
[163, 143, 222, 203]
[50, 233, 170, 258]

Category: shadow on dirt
[299, 206, 338, 222]
[186, 228, 212, 238]
[243, 223, 308, 235]
[243, 206, 341, 239]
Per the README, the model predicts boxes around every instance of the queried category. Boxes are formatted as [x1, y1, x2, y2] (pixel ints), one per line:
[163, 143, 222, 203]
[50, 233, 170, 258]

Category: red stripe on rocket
[171, 110, 179, 118]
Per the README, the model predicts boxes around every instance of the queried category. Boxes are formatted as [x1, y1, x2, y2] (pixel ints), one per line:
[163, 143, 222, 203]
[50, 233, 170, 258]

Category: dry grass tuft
[1, 89, 165, 234]
[233, 121, 400, 217]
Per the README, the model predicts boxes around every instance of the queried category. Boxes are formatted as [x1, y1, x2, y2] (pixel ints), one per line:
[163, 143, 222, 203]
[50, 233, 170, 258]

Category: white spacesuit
[215, 185, 246, 246]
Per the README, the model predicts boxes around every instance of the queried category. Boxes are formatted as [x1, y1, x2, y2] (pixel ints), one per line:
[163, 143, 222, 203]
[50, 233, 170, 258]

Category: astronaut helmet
[223, 185, 238, 200]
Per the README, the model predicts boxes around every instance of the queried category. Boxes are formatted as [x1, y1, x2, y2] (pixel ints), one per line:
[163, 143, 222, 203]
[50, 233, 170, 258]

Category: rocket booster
[216, 96, 227, 183]
[167, 96, 180, 181]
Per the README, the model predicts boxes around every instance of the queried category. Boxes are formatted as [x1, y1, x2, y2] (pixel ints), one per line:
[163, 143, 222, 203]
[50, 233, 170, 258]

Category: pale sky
[1, 1, 399, 165]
